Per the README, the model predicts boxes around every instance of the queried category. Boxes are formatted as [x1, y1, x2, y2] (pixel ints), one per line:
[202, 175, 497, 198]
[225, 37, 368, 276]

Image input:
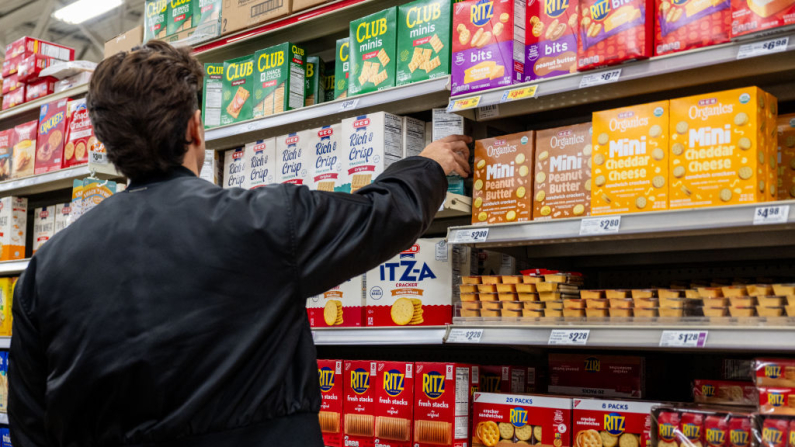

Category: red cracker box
[2, 74, 22, 96]
[526, 0, 580, 81]
[35, 98, 69, 174]
[2, 55, 23, 78]
[476, 365, 527, 394]
[756, 358, 795, 388]
[319, 359, 344, 447]
[472, 392, 573, 447]
[344, 360, 377, 447]
[693, 380, 757, 406]
[705, 415, 729, 447]
[26, 79, 56, 102]
[374, 361, 415, 447]
[654, 0, 731, 55]
[5, 37, 75, 62]
[549, 354, 646, 398]
[657, 411, 681, 446]
[414, 362, 475, 447]
[727, 416, 753, 447]
[759, 388, 795, 415]
[17, 54, 58, 83]
[762, 418, 788, 447]
[573, 399, 660, 447]
[63, 99, 93, 168]
[730, 0, 795, 38]
[577, 0, 655, 70]
[2, 87, 26, 111]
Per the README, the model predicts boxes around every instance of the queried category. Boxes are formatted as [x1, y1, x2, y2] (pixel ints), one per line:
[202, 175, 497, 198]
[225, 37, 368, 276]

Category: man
[9, 41, 470, 447]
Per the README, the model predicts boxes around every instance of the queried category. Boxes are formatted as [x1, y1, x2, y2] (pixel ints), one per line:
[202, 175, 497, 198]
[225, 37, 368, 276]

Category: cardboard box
[334, 38, 350, 99]
[305, 56, 325, 106]
[431, 108, 474, 194]
[318, 359, 344, 447]
[35, 98, 69, 175]
[396, 0, 452, 86]
[340, 112, 404, 193]
[451, 0, 526, 96]
[243, 138, 276, 189]
[11, 121, 37, 179]
[526, 0, 579, 81]
[144, 0, 169, 41]
[202, 63, 224, 128]
[199, 150, 222, 185]
[534, 123, 592, 220]
[577, 0, 654, 70]
[307, 276, 364, 327]
[2, 87, 25, 111]
[591, 100, 670, 215]
[472, 392, 573, 447]
[307, 124, 342, 191]
[1, 74, 22, 95]
[55, 202, 72, 234]
[343, 360, 377, 447]
[2, 55, 22, 78]
[0, 293, 10, 336]
[549, 354, 646, 398]
[760, 417, 789, 446]
[5, 36, 74, 62]
[414, 362, 475, 447]
[374, 361, 415, 447]
[0, 130, 12, 182]
[26, 79, 56, 102]
[475, 365, 527, 394]
[759, 388, 795, 415]
[0, 197, 27, 261]
[222, 0, 291, 36]
[253, 43, 305, 118]
[349, 7, 398, 96]
[324, 62, 336, 102]
[573, 399, 660, 447]
[293, 0, 328, 11]
[276, 130, 311, 184]
[472, 131, 535, 224]
[63, 98, 93, 168]
[17, 54, 58, 83]
[163, 0, 223, 45]
[104, 25, 144, 58]
[654, 0, 730, 55]
[402, 116, 426, 159]
[221, 54, 255, 126]
[82, 179, 117, 215]
[223, 147, 246, 188]
[777, 114, 795, 200]
[32, 206, 55, 254]
[730, 0, 795, 38]
[765, 92, 779, 201]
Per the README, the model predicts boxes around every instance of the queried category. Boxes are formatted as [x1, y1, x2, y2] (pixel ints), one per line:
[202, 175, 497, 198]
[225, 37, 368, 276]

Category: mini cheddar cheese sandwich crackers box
[308, 124, 343, 192]
[306, 276, 364, 327]
[253, 43, 305, 119]
[573, 399, 660, 447]
[472, 392, 573, 447]
[396, 0, 453, 86]
[335, 38, 350, 99]
[591, 101, 670, 215]
[242, 138, 275, 189]
[221, 54, 255, 126]
[777, 114, 795, 200]
[526, 0, 579, 81]
[577, 0, 654, 70]
[414, 362, 475, 447]
[276, 131, 311, 185]
[654, 0, 731, 56]
[344, 360, 377, 447]
[375, 361, 415, 447]
[349, 7, 398, 96]
[730, 0, 795, 38]
[534, 123, 593, 220]
[318, 359, 344, 447]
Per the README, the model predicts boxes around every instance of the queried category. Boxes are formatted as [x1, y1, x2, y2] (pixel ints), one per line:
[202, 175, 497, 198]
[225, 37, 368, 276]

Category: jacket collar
[127, 166, 197, 191]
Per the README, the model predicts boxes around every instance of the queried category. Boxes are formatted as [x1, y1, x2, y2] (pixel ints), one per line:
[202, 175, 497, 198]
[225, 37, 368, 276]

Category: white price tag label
[579, 69, 621, 88]
[660, 330, 708, 348]
[754, 205, 789, 225]
[339, 99, 360, 111]
[579, 216, 621, 235]
[90, 151, 109, 165]
[447, 328, 484, 343]
[450, 228, 489, 244]
[548, 329, 590, 345]
[737, 36, 789, 59]
[478, 104, 500, 119]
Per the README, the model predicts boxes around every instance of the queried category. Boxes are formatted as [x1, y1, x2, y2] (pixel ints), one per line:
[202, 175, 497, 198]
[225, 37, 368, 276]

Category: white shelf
[0, 259, 28, 276]
[0, 84, 88, 124]
[0, 413, 7, 425]
[0, 166, 91, 196]
[312, 326, 446, 345]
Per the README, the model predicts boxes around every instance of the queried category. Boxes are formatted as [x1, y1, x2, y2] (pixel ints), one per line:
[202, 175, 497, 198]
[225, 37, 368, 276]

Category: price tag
[447, 96, 481, 112]
[90, 151, 109, 165]
[501, 85, 538, 102]
[548, 329, 590, 345]
[450, 228, 489, 244]
[754, 205, 789, 225]
[579, 216, 621, 235]
[579, 69, 622, 88]
[339, 99, 360, 111]
[447, 328, 484, 343]
[660, 330, 708, 348]
[737, 36, 789, 60]
[478, 104, 500, 119]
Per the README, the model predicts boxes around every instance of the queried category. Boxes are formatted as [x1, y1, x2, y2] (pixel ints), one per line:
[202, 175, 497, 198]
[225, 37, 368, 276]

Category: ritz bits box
[591, 101, 670, 215]
[472, 131, 535, 224]
[349, 7, 398, 96]
[414, 362, 475, 447]
[396, 0, 453, 86]
[534, 123, 592, 219]
[0, 197, 28, 261]
[577, 0, 654, 70]
[374, 361, 415, 447]
[526, 0, 579, 81]
[344, 361, 377, 447]
[777, 114, 795, 200]
[221, 54, 255, 126]
[36, 98, 69, 175]
[472, 392, 573, 447]
[730, 0, 795, 38]
[573, 399, 659, 447]
[654, 0, 731, 56]
[668, 87, 772, 210]
[319, 360, 344, 447]
[306, 276, 364, 328]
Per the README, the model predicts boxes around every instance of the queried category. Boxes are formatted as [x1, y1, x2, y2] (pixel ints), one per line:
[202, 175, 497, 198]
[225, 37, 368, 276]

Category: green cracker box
[324, 63, 336, 102]
[396, 0, 452, 86]
[253, 43, 306, 119]
[202, 63, 224, 129]
[221, 54, 255, 126]
[334, 38, 350, 99]
[144, 0, 168, 41]
[305, 56, 326, 106]
[166, 0, 195, 36]
[349, 7, 398, 96]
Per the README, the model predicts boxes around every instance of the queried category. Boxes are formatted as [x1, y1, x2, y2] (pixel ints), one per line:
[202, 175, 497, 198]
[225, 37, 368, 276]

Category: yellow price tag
[502, 85, 538, 102]
[447, 96, 481, 112]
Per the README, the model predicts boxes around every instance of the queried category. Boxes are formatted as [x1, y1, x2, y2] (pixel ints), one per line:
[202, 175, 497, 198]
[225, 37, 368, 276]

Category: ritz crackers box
[145, 0, 168, 41]
[35, 98, 69, 175]
[577, 0, 655, 70]
[221, 55, 255, 126]
[344, 361, 378, 447]
[573, 399, 660, 447]
[451, 0, 526, 96]
[341, 112, 404, 193]
[472, 392, 573, 447]
[375, 362, 415, 447]
[777, 114, 795, 200]
[305, 56, 325, 106]
[335, 38, 351, 99]
[306, 276, 364, 327]
[253, 43, 306, 119]
[654, 0, 731, 56]
[308, 124, 343, 192]
[223, 147, 246, 188]
[534, 123, 593, 219]
[276, 131, 311, 185]
[202, 63, 224, 128]
[319, 360, 344, 447]
[349, 7, 399, 96]
[242, 138, 276, 189]
[397, 0, 453, 86]
[414, 362, 475, 447]
[526, 0, 579, 81]
[730, 0, 795, 37]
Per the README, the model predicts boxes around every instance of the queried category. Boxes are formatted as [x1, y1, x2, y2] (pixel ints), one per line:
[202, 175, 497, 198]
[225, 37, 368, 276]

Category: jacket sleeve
[9, 259, 49, 447]
[287, 156, 448, 298]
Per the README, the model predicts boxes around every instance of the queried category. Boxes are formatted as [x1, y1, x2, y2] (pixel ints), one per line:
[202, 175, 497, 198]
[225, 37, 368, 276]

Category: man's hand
[419, 135, 473, 178]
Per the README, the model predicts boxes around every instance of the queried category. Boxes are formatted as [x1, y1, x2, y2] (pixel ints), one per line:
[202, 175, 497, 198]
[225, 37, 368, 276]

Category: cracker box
[432, 108, 475, 194]
[223, 147, 246, 188]
[243, 138, 276, 189]
[396, 0, 453, 86]
[253, 43, 305, 118]
[308, 124, 343, 192]
[344, 360, 378, 447]
[202, 63, 224, 128]
[17, 54, 58, 83]
[1, 57, 22, 79]
[166, 0, 194, 36]
[414, 362, 475, 447]
[35, 98, 69, 175]
[1, 74, 22, 96]
[2, 87, 25, 111]
[221, 54, 255, 126]
[476, 365, 527, 393]
[759, 388, 795, 415]
[730, 0, 795, 37]
[305, 56, 325, 106]
[533, 123, 592, 220]
[755, 358, 795, 388]
[4, 37, 73, 63]
[573, 399, 660, 447]
[765, 91, 779, 201]
[451, 0, 527, 96]
[63, 99, 93, 168]
[654, 0, 731, 56]
[526, 0, 579, 81]
[335, 38, 350, 99]
[0, 197, 28, 261]
[549, 354, 646, 398]
[472, 392, 573, 447]
[374, 361, 415, 447]
[577, 0, 654, 70]
[0, 130, 12, 181]
[349, 7, 398, 96]
[0, 279, 13, 336]
[402, 116, 427, 158]
[55, 202, 72, 234]
[26, 79, 56, 103]
[319, 359, 344, 447]
[365, 238, 453, 327]
[324, 63, 336, 102]
[777, 114, 795, 200]
[307, 276, 364, 327]
[668, 87, 771, 210]
[145, 0, 169, 41]
[692, 379, 756, 406]
[32, 206, 55, 254]
[341, 112, 404, 193]
[82, 179, 117, 216]
[591, 100, 670, 215]
[276, 131, 311, 185]
[472, 131, 535, 224]
[12, 121, 37, 179]
[761, 418, 789, 446]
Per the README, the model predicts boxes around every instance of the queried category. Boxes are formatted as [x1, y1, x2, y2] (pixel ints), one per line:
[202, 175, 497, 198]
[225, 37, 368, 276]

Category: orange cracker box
[472, 131, 535, 224]
[375, 361, 415, 447]
[573, 399, 660, 447]
[577, 0, 655, 70]
[777, 113, 795, 200]
[765, 92, 779, 201]
[0, 197, 27, 261]
[668, 87, 771, 210]
[475, 365, 527, 393]
[344, 360, 377, 447]
[533, 123, 592, 220]
[414, 362, 475, 447]
[63, 98, 93, 168]
[730, 0, 795, 38]
[318, 359, 344, 447]
[654, 0, 731, 56]
[472, 392, 573, 447]
[35, 98, 69, 175]
[591, 101, 670, 215]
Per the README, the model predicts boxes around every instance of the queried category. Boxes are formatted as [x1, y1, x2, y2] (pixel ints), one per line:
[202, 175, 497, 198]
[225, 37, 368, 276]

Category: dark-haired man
[9, 40, 470, 447]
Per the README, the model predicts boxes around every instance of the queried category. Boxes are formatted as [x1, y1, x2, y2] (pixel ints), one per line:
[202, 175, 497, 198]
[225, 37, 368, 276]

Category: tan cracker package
[472, 132, 535, 224]
[534, 123, 593, 220]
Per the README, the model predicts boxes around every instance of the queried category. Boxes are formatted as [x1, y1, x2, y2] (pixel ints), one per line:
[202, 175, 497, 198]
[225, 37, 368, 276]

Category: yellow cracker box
[591, 101, 670, 215]
[777, 113, 795, 200]
[669, 87, 771, 209]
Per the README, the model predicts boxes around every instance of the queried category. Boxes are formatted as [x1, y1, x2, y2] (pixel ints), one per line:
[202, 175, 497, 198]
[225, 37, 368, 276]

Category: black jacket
[9, 156, 446, 447]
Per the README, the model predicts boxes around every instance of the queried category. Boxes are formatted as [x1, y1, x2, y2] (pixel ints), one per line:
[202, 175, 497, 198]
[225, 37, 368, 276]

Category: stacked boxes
[202, 63, 224, 129]
[549, 354, 646, 398]
[1, 37, 74, 110]
[374, 361, 415, 447]
[253, 43, 306, 118]
[32, 206, 55, 254]
[307, 124, 343, 192]
[343, 361, 377, 447]
[573, 399, 660, 447]
[349, 7, 399, 95]
[276, 131, 311, 185]
[243, 138, 276, 189]
[577, 0, 654, 70]
[0, 197, 27, 260]
[526, 0, 579, 81]
[396, 0, 453, 86]
[144, 0, 169, 41]
[318, 359, 344, 447]
[341, 112, 404, 193]
[533, 123, 592, 219]
[414, 362, 475, 447]
[158, 0, 223, 44]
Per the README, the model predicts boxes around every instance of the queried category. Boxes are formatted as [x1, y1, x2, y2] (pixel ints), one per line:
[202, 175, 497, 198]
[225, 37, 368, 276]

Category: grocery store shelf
[0, 259, 28, 276]
[206, 77, 451, 151]
[0, 84, 88, 124]
[0, 166, 97, 196]
[312, 326, 446, 345]
[438, 192, 471, 219]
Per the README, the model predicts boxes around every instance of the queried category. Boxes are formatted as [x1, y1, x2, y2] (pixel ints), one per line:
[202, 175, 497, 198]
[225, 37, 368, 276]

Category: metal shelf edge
[312, 327, 447, 345]
[0, 259, 29, 276]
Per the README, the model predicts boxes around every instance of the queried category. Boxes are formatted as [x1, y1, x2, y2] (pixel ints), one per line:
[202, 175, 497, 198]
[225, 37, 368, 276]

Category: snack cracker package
[728, 416, 753, 447]
[340, 112, 404, 193]
[762, 418, 788, 446]
[573, 399, 659, 447]
[26, 79, 56, 102]
[396, 0, 453, 86]
[35, 98, 69, 175]
[276, 131, 311, 185]
[549, 354, 646, 398]
[475, 365, 527, 393]
[472, 392, 573, 447]
[414, 362, 475, 447]
[730, 0, 795, 38]
[654, 0, 731, 55]
[318, 359, 344, 447]
[306, 276, 364, 327]
[166, 0, 195, 35]
[526, 0, 579, 81]
[253, 43, 306, 118]
[759, 388, 795, 415]
[307, 124, 343, 192]
[11, 121, 37, 179]
[777, 114, 795, 200]
[145, 0, 168, 41]
[221, 54, 255, 126]
[242, 138, 276, 189]
[681, 412, 705, 446]
[0, 197, 26, 261]
[756, 358, 795, 388]
[335, 38, 350, 99]
[33, 207, 55, 254]
[657, 411, 681, 446]
[63, 99, 94, 168]
[349, 7, 399, 96]
[705, 415, 729, 447]
[0, 130, 12, 181]
[324, 63, 336, 102]
[55, 202, 72, 234]
[82, 179, 117, 216]
[534, 123, 592, 219]
[692, 380, 757, 406]
[374, 361, 415, 447]
[202, 63, 224, 128]
[223, 147, 245, 188]
[305, 56, 325, 106]
[577, 0, 654, 70]
[343, 361, 377, 447]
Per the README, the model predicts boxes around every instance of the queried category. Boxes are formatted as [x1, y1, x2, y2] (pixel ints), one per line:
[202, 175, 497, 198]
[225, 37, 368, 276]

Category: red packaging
[0, 130, 12, 181]
[705, 415, 729, 447]
[577, 0, 655, 70]
[2, 87, 26, 111]
[63, 98, 93, 168]
[35, 98, 69, 174]
[658, 411, 682, 446]
[681, 413, 705, 445]
[693, 380, 757, 406]
[573, 399, 660, 447]
[25, 79, 56, 102]
[344, 361, 377, 447]
[527, 367, 539, 393]
[414, 362, 475, 447]
[549, 354, 646, 398]
[5, 37, 75, 62]
[1, 55, 23, 78]
[318, 359, 344, 447]
[756, 359, 795, 388]
[759, 388, 795, 415]
[476, 365, 527, 394]
[17, 54, 58, 83]
[2, 74, 22, 96]
[472, 392, 572, 447]
[374, 361, 415, 447]
[654, 0, 731, 55]
[762, 418, 788, 447]
[789, 420, 795, 447]
[525, 0, 579, 81]
[730, 0, 795, 38]
[11, 121, 38, 179]
[728, 416, 752, 447]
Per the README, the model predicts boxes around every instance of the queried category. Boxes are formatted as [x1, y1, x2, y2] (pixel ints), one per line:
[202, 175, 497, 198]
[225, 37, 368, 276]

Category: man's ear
[190, 110, 204, 149]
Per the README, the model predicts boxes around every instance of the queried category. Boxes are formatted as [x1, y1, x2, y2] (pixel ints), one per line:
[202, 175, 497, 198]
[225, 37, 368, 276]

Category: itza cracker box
[306, 276, 364, 327]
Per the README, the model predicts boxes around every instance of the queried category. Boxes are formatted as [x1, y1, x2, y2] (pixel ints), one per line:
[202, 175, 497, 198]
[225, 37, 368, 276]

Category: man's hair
[87, 41, 204, 180]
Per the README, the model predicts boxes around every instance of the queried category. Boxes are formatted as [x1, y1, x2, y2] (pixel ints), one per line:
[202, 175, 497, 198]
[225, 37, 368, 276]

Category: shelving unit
[0, 85, 88, 124]
[0, 260, 29, 277]
[312, 327, 446, 345]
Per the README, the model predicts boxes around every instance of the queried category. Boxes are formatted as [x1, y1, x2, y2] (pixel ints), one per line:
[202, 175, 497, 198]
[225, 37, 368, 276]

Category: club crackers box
[324, 63, 336, 102]
[396, 0, 452, 86]
[243, 138, 276, 189]
[344, 361, 378, 447]
[730, 0, 795, 38]
[472, 393, 573, 447]
[526, 0, 579, 81]
[341, 112, 404, 193]
[374, 362, 415, 447]
[308, 124, 343, 192]
[36, 98, 69, 175]
[475, 365, 527, 394]
[414, 362, 476, 447]
[577, 0, 654, 70]
[276, 131, 311, 185]
[318, 359, 344, 447]
[223, 147, 246, 188]
[253, 43, 305, 119]
[335, 38, 351, 99]
[349, 7, 399, 96]
[221, 54, 255, 126]
[0, 197, 26, 261]
[778, 114, 795, 200]
[166, 0, 195, 35]
[307, 276, 364, 327]
[33, 206, 55, 254]
[654, 0, 730, 55]
[145, 0, 168, 41]
[533, 123, 592, 220]
[549, 354, 646, 398]
[305, 56, 326, 106]
[202, 63, 224, 128]
[451, 0, 527, 96]
[573, 399, 660, 447]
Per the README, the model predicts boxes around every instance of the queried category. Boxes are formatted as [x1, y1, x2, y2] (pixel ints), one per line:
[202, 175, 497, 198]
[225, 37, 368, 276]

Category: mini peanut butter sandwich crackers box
[318, 359, 344, 447]
[344, 361, 378, 447]
[253, 43, 305, 118]
[306, 276, 364, 328]
[374, 361, 415, 447]
[414, 362, 475, 447]
[223, 147, 246, 189]
[526, 0, 579, 81]
[396, 0, 453, 86]
[349, 7, 399, 96]
[534, 123, 592, 219]
[573, 399, 660, 447]
[577, 0, 655, 70]
[472, 392, 573, 447]
[221, 55, 255, 126]
[276, 131, 311, 185]
[242, 138, 275, 189]
[308, 124, 343, 192]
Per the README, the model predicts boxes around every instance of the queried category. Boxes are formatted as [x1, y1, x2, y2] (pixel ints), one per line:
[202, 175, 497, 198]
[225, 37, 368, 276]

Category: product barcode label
[450, 228, 489, 244]
[447, 328, 484, 343]
[548, 329, 590, 345]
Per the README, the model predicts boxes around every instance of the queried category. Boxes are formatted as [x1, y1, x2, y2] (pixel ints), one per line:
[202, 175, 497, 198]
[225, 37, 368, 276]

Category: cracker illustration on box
[654, 0, 730, 55]
[253, 43, 305, 118]
[306, 276, 364, 328]
[577, 0, 654, 70]
[472, 392, 573, 447]
[397, 0, 452, 86]
[349, 7, 398, 95]
[221, 55, 255, 126]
